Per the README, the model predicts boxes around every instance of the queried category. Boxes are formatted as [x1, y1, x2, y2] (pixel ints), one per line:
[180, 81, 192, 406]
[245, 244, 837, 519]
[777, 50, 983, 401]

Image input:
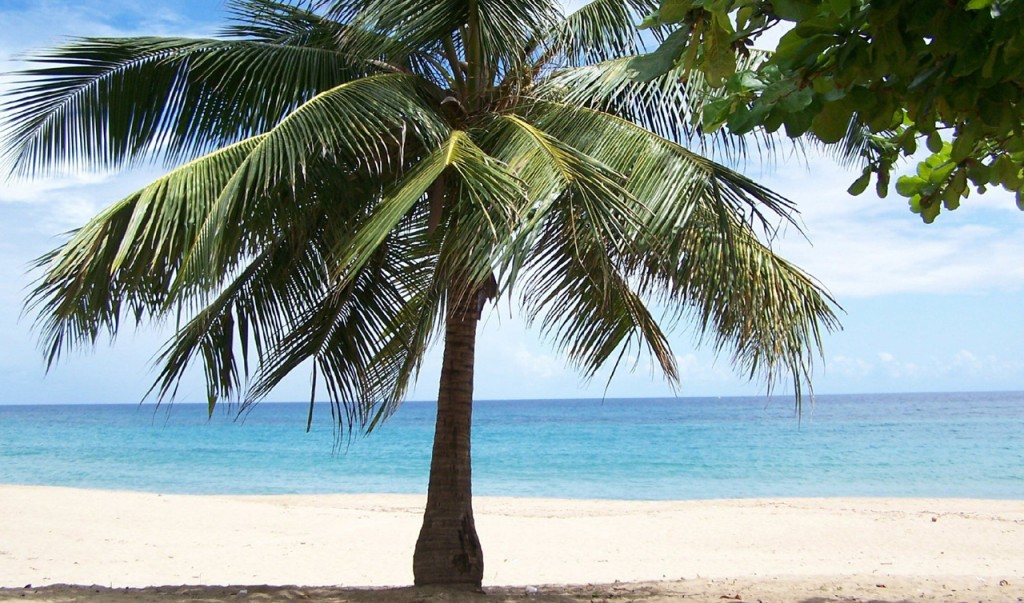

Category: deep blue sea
[1, 392, 1021, 500]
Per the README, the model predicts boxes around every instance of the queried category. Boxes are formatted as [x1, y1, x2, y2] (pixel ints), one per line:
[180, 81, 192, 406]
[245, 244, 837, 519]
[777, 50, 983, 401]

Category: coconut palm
[2, 0, 839, 588]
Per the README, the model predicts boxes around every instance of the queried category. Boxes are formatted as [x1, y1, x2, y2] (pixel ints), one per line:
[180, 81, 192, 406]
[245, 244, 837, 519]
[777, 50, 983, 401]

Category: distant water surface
[0, 392, 1021, 499]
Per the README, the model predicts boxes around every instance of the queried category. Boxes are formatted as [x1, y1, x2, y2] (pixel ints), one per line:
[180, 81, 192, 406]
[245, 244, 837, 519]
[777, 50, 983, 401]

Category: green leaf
[921, 200, 940, 223]
[978, 95, 1009, 128]
[901, 133, 918, 155]
[916, 161, 932, 180]
[701, 97, 735, 131]
[762, 108, 785, 133]
[829, 0, 853, 18]
[703, 24, 738, 86]
[659, 0, 692, 22]
[783, 106, 815, 137]
[727, 70, 766, 93]
[928, 160, 956, 185]
[727, 103, 769, 135]
[876, 171, 890, 198]
[848, 87, 877, 112]
[847, 170, 871, 195]
[950, 134, 976, 163]
[942, 183, 962, 210]
[638, 10, 661, 29]
[950, 167, 968, 195]
[779, 86, 815, 113]
[811, 75, 836, 94]
[629, 28, 690, 82]
[995, 155, 1022, 188]
[810, 100, 853, 143]
[866, 109, 898, 133]
[967, 162, 991, 186]
[771, 0, 819, 21]
[926, 131, 943, 153]
[896, 175, 926, 197]
[773, 32, 834, 70]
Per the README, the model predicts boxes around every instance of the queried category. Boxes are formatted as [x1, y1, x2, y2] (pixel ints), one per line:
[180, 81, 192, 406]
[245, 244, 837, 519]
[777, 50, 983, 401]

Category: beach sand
[1, 485, 1021, 602]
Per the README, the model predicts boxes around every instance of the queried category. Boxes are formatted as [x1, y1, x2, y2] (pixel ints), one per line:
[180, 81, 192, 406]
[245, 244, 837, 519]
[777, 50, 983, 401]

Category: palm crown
[3, 0, 839, 587]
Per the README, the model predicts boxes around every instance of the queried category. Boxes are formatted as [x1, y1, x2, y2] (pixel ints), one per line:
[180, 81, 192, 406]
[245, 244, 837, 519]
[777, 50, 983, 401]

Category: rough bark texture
[412, 292, 484, 587]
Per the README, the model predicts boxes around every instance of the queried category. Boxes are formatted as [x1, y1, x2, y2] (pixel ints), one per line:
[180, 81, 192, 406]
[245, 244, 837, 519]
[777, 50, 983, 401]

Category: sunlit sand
[1, 485, 1022, 601]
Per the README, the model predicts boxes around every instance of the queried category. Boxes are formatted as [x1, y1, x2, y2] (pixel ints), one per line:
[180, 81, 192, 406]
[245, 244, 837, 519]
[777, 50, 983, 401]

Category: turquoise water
[0, 392, 1021, 499]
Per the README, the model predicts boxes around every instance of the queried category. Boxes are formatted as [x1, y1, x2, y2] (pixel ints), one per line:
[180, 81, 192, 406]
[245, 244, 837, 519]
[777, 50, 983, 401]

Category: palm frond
[176, 72, 448, 289]
[475, 0, 561, 80]
[525, 100, 796, 233]
[224, 0, 449, 78]
[26, 66, 448, 390]
[639, 204, 841, 403]
[518, 205, 679, 383]
[811, 119, 880, 170]
[247, 129, 526, 428]
[477, 113, 640, 277]
[535, 51, 776, 159]
[14, 0, 841, 427]
[510, 101, 838, 398]
[338, 0, 560, 93]
[155, 209, 435, 429]
[546, 0, 661, 66]
[222, 0, 346, 47]
[473, 114, 676, 381]
[26, 136, 265, 366]
[2, 35, 382, 175]
[330, 129, 524, 294]
[343, 1, 466, 64]
[151, 233, 326, 406]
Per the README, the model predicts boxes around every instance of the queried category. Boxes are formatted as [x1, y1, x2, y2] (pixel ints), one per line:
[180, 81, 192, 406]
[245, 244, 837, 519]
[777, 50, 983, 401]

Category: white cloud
[674, 352, 730, 381]
[952, 348, 978, 363]
[0, 0, 219, 106]
[43, 197, 104, 232]
[827, 354, 872, 378]
[0, 169, 162, 236]
[945, 348, 1024, 380]
[765, 153, 1024, 298]
[0, 174, 112, 204]
[513, 345, 564, 379]
[820, 347, 1023, 387]
[0, 0, 214, 53]
[878, 353, 921, 379]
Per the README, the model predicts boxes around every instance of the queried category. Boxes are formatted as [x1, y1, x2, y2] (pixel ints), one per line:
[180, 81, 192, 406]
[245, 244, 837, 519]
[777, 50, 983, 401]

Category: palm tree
[2, 0, 838, 588]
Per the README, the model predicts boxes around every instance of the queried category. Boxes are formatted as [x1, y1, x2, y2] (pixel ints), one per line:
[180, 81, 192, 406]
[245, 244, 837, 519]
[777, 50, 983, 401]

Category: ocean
[1, 391, 1021, 500]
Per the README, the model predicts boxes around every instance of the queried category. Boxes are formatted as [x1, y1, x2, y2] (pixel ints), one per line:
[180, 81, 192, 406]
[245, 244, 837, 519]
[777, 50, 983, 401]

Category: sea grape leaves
[631, 0, 1024, 221]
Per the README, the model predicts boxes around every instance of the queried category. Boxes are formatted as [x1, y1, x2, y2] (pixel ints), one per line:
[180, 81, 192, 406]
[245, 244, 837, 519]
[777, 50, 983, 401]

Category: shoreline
[2, 485, 1022, 601]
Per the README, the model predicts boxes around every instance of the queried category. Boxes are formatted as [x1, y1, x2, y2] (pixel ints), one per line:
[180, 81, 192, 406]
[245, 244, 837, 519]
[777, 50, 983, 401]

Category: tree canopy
[633, 0, 1024, 222]
[2, 0, 839, 587]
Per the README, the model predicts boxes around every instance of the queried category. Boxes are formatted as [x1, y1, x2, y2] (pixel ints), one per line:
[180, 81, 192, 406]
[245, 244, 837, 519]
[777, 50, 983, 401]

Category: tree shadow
[798, 598, 919, 603]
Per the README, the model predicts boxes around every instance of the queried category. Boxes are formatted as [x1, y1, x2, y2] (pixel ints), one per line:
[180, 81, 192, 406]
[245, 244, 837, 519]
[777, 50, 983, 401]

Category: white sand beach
[1, 485, 1022, 602]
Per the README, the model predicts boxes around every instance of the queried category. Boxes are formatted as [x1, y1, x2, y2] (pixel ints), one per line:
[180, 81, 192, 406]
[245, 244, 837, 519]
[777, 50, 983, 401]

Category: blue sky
[0, 0, 1021, 405]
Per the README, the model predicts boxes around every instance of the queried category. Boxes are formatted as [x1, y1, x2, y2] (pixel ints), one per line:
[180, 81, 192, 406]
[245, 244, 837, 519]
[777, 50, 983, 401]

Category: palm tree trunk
[412, 290, 484, 587]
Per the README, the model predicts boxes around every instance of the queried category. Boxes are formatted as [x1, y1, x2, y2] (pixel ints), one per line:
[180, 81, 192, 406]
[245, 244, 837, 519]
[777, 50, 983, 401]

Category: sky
[0, 0, 1021, 406]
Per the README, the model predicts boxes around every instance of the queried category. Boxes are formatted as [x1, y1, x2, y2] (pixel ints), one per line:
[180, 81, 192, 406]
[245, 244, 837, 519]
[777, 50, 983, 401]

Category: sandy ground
[1, 485, 1022, 602]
